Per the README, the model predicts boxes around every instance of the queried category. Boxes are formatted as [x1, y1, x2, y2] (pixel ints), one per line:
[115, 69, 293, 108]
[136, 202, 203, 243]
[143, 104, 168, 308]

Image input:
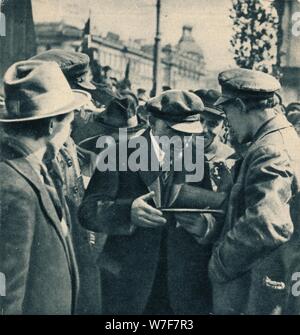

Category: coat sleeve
[78, 168, 136, 235]
[0, 172, 36, 315]
[209, 145, 295, 283]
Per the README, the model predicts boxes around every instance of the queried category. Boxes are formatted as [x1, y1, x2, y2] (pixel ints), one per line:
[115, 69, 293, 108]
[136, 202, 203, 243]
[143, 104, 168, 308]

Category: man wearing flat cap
[0, 60, 90, 314]
[79, 90, 221, 314]
[208, 68, 300, 315]
[173, 89, 236, 262]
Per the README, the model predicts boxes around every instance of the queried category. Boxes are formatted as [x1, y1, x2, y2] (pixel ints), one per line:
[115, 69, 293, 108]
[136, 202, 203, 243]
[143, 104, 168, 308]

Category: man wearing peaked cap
[146, 89, 204, 133]
[31, 49, 107, 314]
[31, 49, 96, 91]
[31, 49, 115, 142]
[0, 60, 90, 315]
[79, 90, 224, 315]
[208, 68, 300, 315]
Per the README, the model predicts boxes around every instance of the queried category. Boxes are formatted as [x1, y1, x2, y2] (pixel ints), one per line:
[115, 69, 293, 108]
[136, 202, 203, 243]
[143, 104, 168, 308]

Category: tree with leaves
[230, 0, 280, 76]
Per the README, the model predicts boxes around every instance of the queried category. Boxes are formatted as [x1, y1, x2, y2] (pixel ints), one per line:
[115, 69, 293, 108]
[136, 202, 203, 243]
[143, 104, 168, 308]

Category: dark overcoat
[79, 130, 219, 315]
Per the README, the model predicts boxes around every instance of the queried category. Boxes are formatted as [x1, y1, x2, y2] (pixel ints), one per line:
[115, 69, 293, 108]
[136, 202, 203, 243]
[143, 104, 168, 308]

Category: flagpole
[87, 8, 91, 48]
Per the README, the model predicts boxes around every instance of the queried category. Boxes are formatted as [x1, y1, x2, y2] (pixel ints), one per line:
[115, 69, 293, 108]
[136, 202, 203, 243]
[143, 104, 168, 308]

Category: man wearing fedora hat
[0, 60, 90, 314]
[79, 90, 227, 315]
[79, 94, 148, 153]
[208, 68, 300, 315]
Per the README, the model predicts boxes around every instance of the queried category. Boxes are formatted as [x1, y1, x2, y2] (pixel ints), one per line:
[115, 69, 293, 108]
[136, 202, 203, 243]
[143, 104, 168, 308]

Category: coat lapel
[166, 172, 185, 207]
[138, 169, 162, 207]
[5, 157, 76, 277]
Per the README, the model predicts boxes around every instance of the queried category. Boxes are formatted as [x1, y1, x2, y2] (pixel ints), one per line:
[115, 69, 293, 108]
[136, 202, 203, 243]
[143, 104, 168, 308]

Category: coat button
[73, 186, 79, 194]
[67, 159, 73, 167]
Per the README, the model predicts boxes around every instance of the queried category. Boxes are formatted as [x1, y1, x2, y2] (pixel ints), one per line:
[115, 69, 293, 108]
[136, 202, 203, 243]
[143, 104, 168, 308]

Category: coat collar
[252, 113, 293, 144]
[1, 137, 76, 276]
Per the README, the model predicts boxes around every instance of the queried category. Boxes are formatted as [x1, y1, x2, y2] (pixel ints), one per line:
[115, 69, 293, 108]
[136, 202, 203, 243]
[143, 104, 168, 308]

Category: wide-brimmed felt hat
[31, 49, 96, 90]
[0, 60, 90, 123]
[95, 94, 143, 129]
[78, 95, 147, 152]
[146, 90, 204, 134]
[194, 89, 225, 119]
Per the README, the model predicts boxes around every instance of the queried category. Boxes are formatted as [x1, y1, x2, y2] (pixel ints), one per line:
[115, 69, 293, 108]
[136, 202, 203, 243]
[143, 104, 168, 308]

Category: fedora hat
[95, 95, 145, 130]
[78, 95, 147, 152]
[0, 60, 90, 123]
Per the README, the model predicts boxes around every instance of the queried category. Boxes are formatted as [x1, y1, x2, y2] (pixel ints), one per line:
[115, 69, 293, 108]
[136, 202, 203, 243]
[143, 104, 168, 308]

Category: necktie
[160, 160, 173, 207]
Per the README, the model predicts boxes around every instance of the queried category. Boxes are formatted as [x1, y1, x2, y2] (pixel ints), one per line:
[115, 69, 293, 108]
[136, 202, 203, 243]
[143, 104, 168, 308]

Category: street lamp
[150, 0, 161, 97]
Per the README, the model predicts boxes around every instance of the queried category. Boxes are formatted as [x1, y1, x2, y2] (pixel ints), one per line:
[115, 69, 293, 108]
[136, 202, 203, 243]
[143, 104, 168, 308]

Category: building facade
[35, 23, 205, 93]
[280, 0, 300, 103]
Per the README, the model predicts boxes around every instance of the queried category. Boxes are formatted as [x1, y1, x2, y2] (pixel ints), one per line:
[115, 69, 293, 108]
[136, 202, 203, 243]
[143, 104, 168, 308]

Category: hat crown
[218, 68, 281, 93]
[147, 90, 204, 119]
[2, 60, 89, 122]
[98, 95, 138, 128]
[194, 89, 224, 118]
[31, 49, 90, 80]
[194, 89, 221, 106]
[146, 90, 204, 133]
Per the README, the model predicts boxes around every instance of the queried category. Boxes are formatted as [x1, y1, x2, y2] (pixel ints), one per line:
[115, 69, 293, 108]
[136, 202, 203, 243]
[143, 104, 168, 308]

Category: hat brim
[214, 95, 235, 107]
[204, 106, 225, 118]
[77, 81, 97, 91]
[0, 89, 91, 123]
[167, 120, 203, 134]
[78, 126, 147, 153]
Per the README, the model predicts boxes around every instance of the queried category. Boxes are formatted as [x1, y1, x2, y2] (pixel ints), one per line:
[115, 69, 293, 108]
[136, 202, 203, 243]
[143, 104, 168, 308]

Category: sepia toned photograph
[0, 0, 300, 321]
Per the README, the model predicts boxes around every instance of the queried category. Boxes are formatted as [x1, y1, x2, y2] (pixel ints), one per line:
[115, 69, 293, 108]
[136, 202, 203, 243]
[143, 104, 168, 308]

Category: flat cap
[146, 90, 204, 134]
[31, 49, 95, 90]
[215, 68, 281, 106]
[194, 89, 225, 118]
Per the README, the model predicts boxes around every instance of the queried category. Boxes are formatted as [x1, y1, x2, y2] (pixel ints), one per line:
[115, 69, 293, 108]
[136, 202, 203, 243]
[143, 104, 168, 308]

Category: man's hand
[131, 192, 167, 228]
[175, 213, 208, 237]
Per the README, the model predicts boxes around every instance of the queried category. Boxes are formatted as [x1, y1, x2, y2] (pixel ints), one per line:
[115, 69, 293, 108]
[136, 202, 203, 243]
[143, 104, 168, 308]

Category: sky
[32, 0, 235, 70]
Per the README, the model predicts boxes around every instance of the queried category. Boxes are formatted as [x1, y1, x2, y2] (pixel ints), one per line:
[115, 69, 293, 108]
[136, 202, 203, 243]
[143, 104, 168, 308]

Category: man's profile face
[222, 101, 250, 144]
[50, 111, 75, 150]
[200, 112, 224, 149]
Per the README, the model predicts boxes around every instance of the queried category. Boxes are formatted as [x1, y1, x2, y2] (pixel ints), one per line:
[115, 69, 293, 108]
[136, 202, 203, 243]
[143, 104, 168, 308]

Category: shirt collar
[150, 130, 165, 165]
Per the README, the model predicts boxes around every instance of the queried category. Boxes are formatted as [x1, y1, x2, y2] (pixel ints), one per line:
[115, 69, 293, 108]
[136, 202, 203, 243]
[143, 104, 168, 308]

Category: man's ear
[235, 98, 247, 113]
[48, 119, 55, 135]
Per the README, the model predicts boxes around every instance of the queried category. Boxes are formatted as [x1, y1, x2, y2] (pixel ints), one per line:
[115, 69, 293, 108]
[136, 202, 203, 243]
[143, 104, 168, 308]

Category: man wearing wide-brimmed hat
[79, 90, 225, 315]
[79, 94, 148, 153]
[0, 60, 90, 315]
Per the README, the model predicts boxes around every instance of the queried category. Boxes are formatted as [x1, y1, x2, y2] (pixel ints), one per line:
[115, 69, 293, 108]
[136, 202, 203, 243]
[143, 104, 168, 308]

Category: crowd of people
[0, 48, 300, 315]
